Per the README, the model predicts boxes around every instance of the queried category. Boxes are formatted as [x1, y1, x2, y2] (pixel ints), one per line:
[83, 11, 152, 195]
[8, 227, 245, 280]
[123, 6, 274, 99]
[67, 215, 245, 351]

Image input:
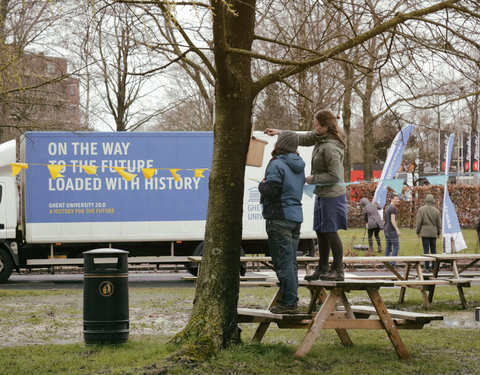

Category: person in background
[384, 195, 401, 264]
[416, 194, 441, 271]
[476, 217, 480, 244]
[265, 108, 347, 281]
[360, 198, 384, 253]
[259, 131, 305, 314]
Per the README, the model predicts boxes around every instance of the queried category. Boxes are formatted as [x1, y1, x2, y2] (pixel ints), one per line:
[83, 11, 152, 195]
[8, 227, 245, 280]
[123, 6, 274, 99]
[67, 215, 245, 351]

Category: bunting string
[10, 162, 210, 181]
[250, 172, 480, 198]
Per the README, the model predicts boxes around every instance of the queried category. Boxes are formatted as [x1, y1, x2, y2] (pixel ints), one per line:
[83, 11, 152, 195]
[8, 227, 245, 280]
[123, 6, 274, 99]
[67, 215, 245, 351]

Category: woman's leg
[304, 231, 330, 281]
[367, 228, 374, 250]
[321, 232, 344, 281]
[374, 228, 382, 252]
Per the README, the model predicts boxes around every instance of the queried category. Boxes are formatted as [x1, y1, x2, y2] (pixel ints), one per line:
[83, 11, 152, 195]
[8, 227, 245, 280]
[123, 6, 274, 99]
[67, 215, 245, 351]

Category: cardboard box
[246, 136, 268, 167]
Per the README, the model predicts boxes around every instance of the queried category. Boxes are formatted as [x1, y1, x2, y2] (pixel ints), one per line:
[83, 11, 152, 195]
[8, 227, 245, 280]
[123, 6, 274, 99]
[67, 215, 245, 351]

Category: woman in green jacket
[265, 108, 347, 281]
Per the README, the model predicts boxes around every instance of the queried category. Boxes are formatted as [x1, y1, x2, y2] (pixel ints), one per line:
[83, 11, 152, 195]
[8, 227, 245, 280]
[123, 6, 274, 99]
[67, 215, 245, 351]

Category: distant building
[0, 49, 84, 143]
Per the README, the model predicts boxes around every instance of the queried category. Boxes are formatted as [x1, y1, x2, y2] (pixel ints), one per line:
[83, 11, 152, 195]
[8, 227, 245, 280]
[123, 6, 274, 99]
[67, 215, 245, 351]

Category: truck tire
[0, 248, 13, 283]
[184, 242, 247, 276]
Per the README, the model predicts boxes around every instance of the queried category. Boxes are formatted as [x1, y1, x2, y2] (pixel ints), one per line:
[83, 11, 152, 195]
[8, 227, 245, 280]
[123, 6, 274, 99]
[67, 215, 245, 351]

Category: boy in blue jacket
[259, 131, 305, 314]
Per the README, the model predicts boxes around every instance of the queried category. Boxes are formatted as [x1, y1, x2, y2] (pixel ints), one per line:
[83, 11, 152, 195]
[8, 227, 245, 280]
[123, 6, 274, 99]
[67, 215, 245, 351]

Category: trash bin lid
[83, 248, 129, 256]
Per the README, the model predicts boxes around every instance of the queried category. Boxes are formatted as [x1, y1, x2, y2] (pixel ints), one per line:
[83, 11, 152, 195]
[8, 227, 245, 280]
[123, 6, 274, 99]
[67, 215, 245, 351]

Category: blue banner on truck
[24, 132, 212, 223]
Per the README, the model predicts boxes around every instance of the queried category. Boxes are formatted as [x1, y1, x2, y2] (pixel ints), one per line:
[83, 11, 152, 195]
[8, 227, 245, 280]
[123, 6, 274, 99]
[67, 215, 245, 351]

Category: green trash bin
[83, 249, 129, 344]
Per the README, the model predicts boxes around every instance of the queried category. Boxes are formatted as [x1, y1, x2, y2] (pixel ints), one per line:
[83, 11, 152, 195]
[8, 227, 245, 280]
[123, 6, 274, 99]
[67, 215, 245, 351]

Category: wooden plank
[299, 279, 394, 289]
[394, 280, 450, 286]
[27, 255, 191, 266]
[425, 254, 480, 260]
[343, 256, 430, 264]
[347, 305, 443, 322]
[237, 308, 312, 320]
[345, 274, 416, 280]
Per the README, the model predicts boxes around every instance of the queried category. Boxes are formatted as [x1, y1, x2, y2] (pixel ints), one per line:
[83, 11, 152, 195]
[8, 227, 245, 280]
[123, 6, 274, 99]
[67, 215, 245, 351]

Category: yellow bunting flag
[142, 168, 156, 179]
[169, 169, 181, 181]
[82, 165, 98, 175]
[10, 163, 28, 177]
[194, 168, 208, 178]
[113, 167, 137, 181]
[47, 165, 65, 180]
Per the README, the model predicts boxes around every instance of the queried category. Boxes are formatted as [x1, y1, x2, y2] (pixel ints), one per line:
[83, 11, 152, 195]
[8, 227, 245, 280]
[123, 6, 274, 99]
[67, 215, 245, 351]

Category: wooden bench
[237, 279, 443, 359]
[238, 306, 442, 330]
[345, 305, 443, 328]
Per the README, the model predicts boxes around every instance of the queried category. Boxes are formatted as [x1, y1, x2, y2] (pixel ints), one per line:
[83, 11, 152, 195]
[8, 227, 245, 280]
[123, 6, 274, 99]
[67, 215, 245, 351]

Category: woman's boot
[304, 265, 329, 281]
[321, 265, 344, 281]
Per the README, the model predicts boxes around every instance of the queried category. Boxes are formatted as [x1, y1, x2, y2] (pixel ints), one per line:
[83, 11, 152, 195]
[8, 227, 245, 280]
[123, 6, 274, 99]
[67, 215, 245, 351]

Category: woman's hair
[315, 109, 346, 148]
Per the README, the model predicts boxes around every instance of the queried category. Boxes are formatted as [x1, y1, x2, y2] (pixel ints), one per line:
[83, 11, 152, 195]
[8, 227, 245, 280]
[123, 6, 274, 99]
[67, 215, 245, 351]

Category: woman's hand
[264, 128, 281, 136]
[306, 175, 314, 184]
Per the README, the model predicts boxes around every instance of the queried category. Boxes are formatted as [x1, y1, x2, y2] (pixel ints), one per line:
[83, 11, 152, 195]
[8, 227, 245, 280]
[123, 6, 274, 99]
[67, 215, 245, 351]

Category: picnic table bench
[237, 279, 443, 359]
[425, 253, 480, 308]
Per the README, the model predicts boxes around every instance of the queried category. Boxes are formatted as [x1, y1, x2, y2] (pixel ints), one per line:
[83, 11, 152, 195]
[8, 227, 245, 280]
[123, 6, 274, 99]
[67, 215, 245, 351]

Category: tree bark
[341, 62, 354, 182]
[172, 0, 255, 352]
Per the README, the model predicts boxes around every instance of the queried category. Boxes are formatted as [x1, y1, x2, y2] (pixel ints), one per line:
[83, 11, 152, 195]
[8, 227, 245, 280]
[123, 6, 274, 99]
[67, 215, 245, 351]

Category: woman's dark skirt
[313, 194, 348, 232]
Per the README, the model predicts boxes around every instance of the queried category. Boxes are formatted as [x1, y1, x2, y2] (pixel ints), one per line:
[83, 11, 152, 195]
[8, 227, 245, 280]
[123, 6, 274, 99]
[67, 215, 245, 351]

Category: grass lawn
[1, 272, 480, 374]
[340, 228, 480, 256]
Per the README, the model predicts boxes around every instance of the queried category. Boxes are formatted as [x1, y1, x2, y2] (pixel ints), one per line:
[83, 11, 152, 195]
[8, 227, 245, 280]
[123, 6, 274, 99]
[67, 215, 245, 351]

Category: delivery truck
[0, 131, 315, 282]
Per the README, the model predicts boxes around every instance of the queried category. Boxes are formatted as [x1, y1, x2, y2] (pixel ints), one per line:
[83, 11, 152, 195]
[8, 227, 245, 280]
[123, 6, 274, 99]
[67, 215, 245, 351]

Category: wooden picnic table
[237, 279, 443, 359]
[426, 253, 480, 308]
[188, 255, 471, 308]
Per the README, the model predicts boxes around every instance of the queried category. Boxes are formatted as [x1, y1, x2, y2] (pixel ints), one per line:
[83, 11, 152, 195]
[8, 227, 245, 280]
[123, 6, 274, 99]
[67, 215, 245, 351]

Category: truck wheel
[184, 242, 246, 276]
[0, 248, 13, 283]
[185, 242, 203, 276]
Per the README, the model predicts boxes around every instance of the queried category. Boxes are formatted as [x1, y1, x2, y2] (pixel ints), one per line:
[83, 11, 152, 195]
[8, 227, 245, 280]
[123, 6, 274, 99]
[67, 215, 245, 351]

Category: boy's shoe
[269, 303, 299, 314]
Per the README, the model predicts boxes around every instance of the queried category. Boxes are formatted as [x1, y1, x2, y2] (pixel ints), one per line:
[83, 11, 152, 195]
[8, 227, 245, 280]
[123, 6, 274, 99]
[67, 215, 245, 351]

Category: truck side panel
[21, 131, 315, 244]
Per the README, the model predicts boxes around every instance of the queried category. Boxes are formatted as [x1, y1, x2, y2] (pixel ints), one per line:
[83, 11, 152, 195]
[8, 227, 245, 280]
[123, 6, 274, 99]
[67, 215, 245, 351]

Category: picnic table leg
[253, 323, 270, 342]
[316, 289, 353, 346]
[428, 261, 441, 303]
[335, 292, 354, 346]
[295, 289, 340, 358]
[452, 260, 460, 279]
[457, 285, 467, 309]
[397, 262, 411, 304]
[307, 286, 325, 313]
[414, 262, 430, 309]
[252, 288, 282, 341]
[459, 259, 480, 274]
[366, 288, 411, 360]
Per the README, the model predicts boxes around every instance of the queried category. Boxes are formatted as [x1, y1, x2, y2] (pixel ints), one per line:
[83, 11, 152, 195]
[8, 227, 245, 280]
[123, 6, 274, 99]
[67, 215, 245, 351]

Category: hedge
[347, 183, 480, 229]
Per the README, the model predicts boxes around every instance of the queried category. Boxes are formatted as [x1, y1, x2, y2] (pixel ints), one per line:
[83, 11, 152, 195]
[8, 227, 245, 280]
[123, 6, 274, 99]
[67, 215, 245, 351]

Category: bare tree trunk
[341, 62, 353, 182]
[172, 0, 255, 352]
[362, 86, 374, 181]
